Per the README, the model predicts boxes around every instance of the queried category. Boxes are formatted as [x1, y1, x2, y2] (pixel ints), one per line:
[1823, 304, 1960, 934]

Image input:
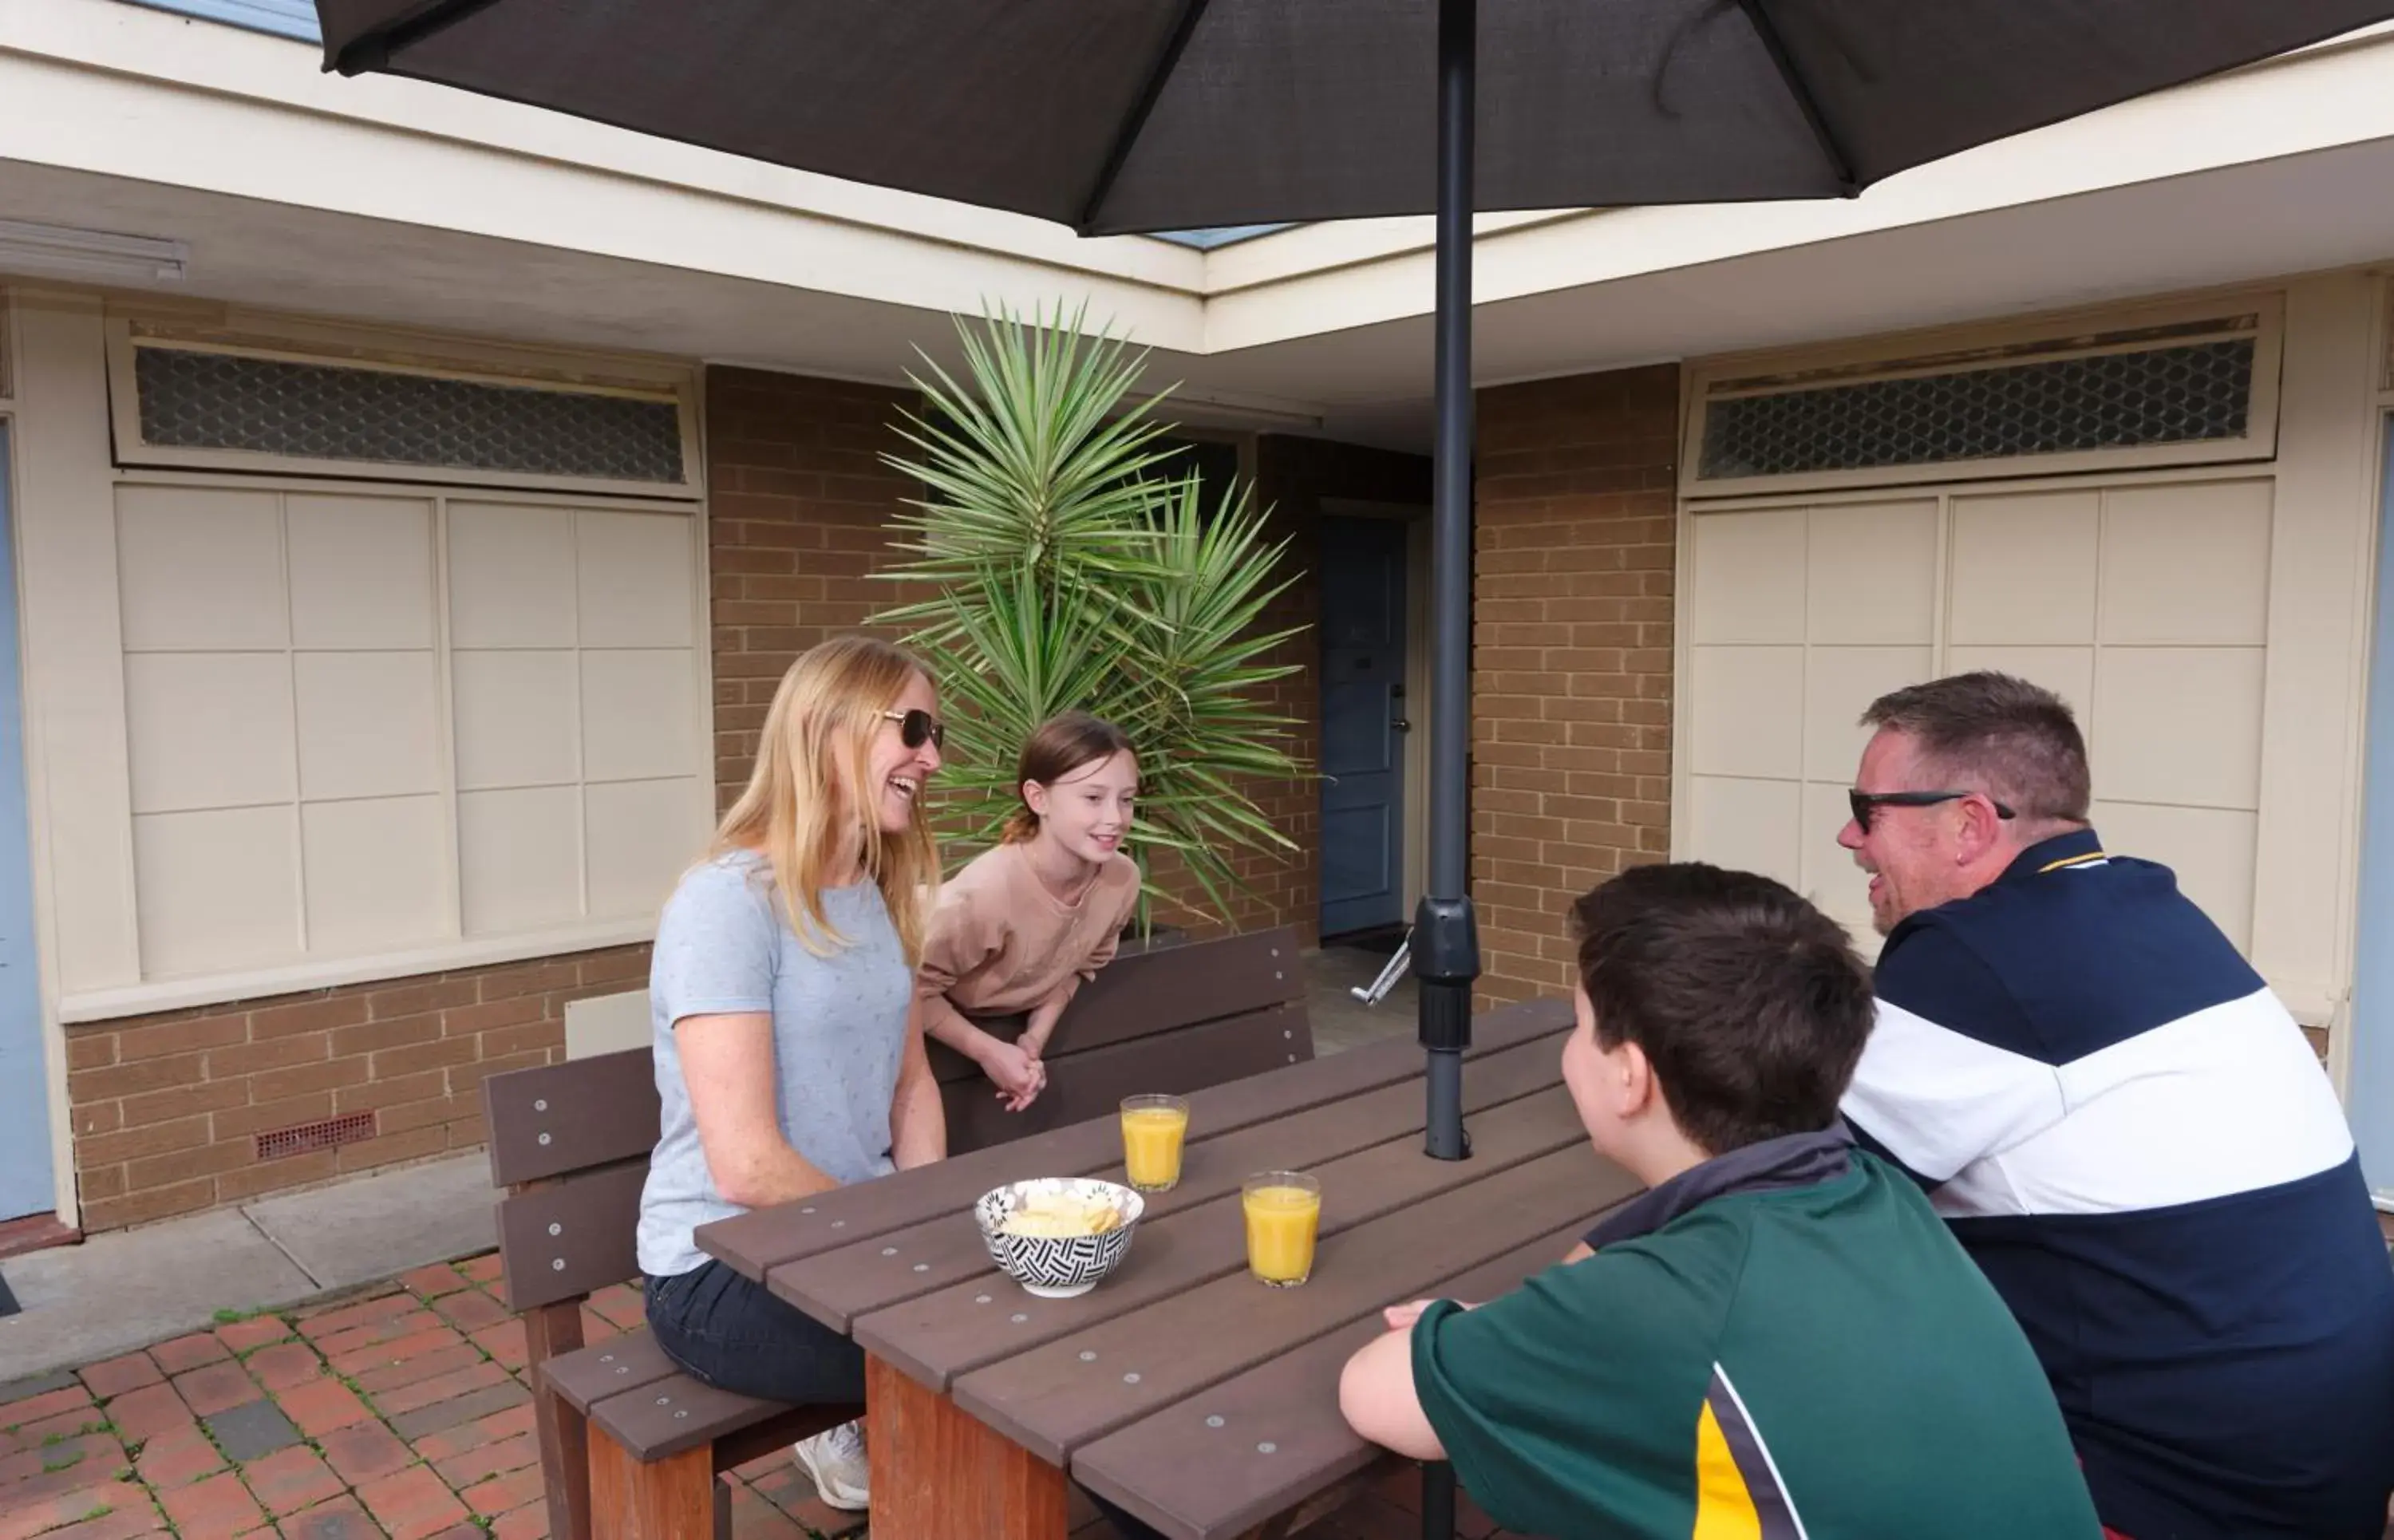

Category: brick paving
[0, 1261, 874, 1540]
[0, 1253, 1520, 1540]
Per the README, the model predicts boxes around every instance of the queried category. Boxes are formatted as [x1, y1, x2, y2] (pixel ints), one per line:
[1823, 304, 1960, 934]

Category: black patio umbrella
[316, 0, 2392, 1190]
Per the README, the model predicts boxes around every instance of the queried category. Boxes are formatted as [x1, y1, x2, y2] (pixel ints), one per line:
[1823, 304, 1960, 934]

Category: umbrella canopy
[315, 0, 2394, 1179]
[320, 2, 2392, 235]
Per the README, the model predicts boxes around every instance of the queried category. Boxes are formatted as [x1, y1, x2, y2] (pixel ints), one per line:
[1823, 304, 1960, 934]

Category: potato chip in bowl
[974, 1177, 1144, 1297]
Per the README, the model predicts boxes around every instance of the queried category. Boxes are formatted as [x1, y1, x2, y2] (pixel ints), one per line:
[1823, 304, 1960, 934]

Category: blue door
[2351, 414, 2394, 1204]
[0, 428, 53, 1221]
[1317, 516, 1409, 938]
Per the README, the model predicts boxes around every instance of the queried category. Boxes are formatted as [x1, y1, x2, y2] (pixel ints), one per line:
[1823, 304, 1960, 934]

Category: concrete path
[0, 1155, 498, 1384]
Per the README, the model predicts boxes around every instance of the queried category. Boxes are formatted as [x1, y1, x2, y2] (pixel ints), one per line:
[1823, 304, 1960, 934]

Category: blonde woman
[635, 635, 946, 1512]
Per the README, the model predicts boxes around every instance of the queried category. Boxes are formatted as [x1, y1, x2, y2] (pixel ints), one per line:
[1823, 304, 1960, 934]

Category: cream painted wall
[563, 989, 651, 1060]
[2251, 274, 2385, 1040]
[1672, 272, 2392, 1076]
[11, 296, 138, 997]
[1, 289, 729, 1222]
[9, 290, 135, 1226]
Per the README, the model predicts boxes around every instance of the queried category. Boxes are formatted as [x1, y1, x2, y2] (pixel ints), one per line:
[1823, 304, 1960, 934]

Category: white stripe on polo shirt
[1930, 987, 2353, 1220]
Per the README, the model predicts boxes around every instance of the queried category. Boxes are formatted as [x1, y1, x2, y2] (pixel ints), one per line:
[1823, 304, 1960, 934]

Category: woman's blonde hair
[712, 635, 939, 963]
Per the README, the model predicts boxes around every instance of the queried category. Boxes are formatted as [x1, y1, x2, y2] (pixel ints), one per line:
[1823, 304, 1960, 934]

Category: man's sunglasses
[882, 709, 946, 751]
[1847, 788, 2015, 833]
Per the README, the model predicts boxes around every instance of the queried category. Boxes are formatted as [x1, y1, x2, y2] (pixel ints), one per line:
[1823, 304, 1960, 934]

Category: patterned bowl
[974, 1178, 1145, 1299]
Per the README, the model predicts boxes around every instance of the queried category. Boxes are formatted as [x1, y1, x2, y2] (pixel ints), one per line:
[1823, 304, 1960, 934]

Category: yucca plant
[874, 305, 1309, 926]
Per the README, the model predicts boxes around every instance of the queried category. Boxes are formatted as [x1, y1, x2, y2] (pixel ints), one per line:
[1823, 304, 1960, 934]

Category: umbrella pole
[1417, 6, 1478, 1530]
[1414, 0, 1479, 1167]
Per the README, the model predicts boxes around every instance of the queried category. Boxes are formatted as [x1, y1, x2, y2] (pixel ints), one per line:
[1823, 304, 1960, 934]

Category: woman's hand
[977, 1037, 1047, 1112]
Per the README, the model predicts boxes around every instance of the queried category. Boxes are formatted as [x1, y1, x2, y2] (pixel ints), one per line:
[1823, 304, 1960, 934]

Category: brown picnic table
[694, 997, 1641, 1540]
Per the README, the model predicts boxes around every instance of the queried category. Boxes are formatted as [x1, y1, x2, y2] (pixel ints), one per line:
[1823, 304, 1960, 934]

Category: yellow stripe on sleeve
[1693, 1398, 1762, 1540]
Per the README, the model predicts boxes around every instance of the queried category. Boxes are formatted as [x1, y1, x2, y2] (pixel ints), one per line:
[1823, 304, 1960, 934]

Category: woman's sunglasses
[882, 709, 946, 751]
[1847, 788, 2015, 833]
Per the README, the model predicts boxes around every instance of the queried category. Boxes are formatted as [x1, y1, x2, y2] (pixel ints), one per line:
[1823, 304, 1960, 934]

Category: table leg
[587, 1424, 710, 1540]
[867, 1354, 1069, 1540]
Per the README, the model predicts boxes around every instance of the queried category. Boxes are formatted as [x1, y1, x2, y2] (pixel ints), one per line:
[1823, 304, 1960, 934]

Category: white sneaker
[793, 1419, 869, 1511]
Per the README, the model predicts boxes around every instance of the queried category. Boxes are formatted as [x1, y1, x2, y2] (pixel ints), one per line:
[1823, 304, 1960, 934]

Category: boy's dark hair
[1570, 863, 1874, 1155]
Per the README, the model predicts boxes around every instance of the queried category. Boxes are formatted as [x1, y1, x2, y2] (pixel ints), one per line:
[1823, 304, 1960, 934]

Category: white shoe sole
[793, 1437, 870, 1512]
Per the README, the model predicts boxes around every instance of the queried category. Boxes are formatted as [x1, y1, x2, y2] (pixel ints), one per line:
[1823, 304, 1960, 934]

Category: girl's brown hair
[1001, 712, 1137, 843]
[711, 635, 941, 964]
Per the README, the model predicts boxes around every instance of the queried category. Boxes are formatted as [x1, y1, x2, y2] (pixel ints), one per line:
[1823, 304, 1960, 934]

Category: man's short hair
[1570, 863, 1874, 1155]
[1860, 671, 2091, 823]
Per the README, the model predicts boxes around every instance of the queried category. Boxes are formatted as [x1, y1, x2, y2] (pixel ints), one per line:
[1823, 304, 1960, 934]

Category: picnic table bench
[699, 994, 1640, 1540]
[480, 926, 1312, 1540]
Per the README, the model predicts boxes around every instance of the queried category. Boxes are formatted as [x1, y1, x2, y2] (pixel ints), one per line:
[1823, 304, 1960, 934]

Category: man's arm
[680, 1012, 839, 1206]
[890, 998, 947, 1170]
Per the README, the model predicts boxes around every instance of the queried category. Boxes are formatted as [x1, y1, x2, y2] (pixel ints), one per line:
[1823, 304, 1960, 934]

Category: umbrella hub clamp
[1412, 894, 1479, 1162]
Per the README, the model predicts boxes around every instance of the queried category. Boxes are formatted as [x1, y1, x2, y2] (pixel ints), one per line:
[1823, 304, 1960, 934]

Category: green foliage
[875, 305, 1309, 924]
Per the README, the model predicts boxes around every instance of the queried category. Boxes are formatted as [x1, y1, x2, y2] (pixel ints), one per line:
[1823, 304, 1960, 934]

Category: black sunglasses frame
[883, 708, 946, 751]
[1847, 788, 2016, 832]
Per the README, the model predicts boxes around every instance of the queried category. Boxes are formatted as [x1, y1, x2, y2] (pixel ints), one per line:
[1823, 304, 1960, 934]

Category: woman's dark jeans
[644, 1260, 864, 1404]
[647, 1261, 1168, 1538]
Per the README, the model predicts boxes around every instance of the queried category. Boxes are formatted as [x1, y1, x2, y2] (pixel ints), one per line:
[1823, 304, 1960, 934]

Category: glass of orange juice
[1120, 1095, 1191, 1193]
[1242, 1171, 1322, 1287]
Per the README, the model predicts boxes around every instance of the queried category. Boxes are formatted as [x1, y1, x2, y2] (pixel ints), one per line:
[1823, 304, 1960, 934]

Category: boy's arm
[1339, 1325, 1448, 1461]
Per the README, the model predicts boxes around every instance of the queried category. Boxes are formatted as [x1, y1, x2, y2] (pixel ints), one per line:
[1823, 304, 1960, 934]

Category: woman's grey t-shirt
[636, 852, 914, 1278]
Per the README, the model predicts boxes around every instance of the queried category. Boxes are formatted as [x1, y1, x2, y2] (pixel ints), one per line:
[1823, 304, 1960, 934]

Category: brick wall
[64, 946, 647, 1232]
[1470, 365, 1681, 1005]
[705, 365, 924, 810]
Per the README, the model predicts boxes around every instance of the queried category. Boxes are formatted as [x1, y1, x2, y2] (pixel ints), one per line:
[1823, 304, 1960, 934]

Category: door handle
[1392, 719, 1412, 732]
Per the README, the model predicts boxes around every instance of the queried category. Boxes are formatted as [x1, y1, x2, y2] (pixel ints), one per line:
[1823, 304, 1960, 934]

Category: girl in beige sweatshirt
[917, 713, 1143, 1112]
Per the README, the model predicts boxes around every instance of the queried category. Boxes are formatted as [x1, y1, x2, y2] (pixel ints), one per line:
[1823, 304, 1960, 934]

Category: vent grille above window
[1689, 310, 2277, 491]
[1700, 339, 2254, 481]
[130, 345, 688, 485]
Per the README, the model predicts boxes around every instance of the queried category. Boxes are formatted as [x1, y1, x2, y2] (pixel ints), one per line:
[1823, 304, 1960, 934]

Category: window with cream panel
[1680, 476, 2273, 952]
[113, 480, 708, 983]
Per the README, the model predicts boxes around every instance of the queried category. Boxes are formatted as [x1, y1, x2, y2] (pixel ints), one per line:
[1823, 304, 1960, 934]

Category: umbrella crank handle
[1349, 932, 1413, 1006]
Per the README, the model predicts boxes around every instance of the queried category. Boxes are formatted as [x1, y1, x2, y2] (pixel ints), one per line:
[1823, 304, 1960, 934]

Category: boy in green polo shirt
[1339, 863, 2100, 1539]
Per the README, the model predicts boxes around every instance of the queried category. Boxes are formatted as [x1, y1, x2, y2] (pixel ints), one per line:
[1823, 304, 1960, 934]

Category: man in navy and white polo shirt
[1837, 671, 2394, 1540]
